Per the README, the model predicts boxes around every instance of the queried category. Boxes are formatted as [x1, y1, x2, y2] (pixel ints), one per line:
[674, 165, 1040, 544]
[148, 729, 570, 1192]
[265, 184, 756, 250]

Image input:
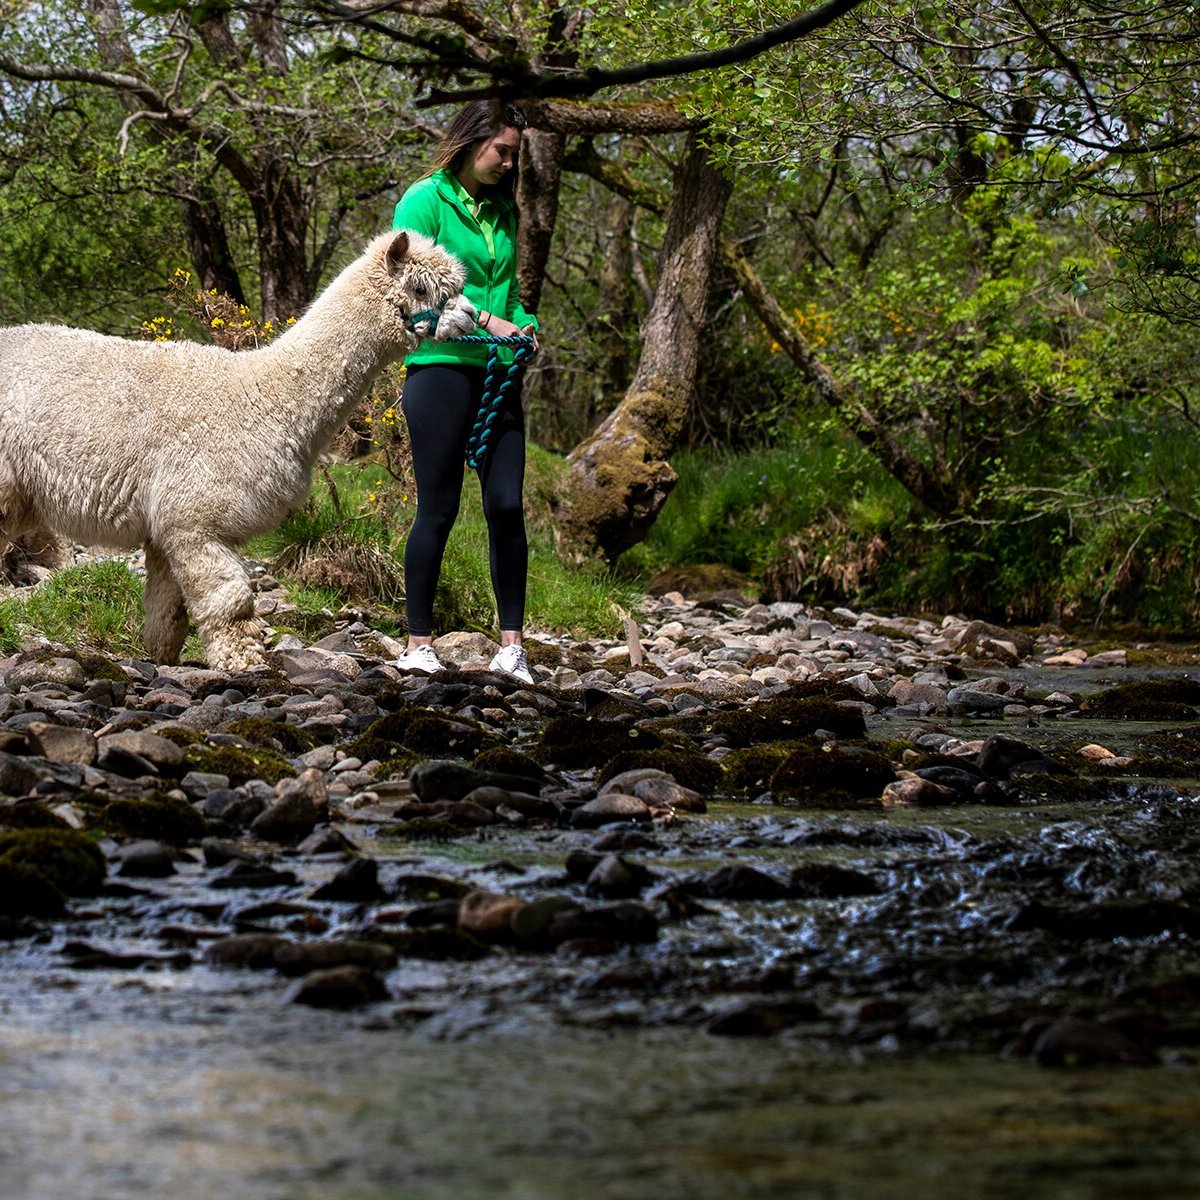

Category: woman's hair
[425, 100, 527, 199]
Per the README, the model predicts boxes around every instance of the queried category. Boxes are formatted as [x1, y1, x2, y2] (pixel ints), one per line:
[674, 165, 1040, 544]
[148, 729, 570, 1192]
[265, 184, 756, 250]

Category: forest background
[2, 0, 1199, 648]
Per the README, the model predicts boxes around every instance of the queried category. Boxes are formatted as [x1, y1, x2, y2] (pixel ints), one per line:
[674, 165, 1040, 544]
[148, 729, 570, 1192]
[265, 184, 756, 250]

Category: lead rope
[447, 333, 537, 471]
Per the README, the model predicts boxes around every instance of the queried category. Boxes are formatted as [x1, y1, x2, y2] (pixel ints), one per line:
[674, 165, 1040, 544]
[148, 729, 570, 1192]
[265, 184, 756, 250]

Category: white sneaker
[489, 643, 534, 684]
[394, 644, 443, 674]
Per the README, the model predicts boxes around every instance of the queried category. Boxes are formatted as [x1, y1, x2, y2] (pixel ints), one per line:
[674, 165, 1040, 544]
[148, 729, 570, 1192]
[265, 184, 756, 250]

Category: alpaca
[0, 229, 476, 671]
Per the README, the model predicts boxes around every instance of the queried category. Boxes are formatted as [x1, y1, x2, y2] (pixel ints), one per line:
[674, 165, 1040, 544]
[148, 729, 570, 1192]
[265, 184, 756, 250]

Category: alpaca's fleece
[0, 229, 475, 671]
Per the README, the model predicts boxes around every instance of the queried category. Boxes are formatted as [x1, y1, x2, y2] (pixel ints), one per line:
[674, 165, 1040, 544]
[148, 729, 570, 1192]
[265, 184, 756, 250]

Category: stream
[3, 622, 1200, 1198]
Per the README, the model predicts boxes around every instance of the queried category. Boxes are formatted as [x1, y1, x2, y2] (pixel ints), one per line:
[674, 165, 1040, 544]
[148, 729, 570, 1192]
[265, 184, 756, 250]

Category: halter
[403, 296, 449, 335]
[449, 333, 537, 470]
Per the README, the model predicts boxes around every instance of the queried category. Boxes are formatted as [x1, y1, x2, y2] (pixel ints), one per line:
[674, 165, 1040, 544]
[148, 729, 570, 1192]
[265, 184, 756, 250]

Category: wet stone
[288, 965, 389, 1008]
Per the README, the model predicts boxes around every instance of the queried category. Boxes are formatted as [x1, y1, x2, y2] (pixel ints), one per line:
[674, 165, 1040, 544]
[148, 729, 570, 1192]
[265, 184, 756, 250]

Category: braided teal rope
[448, 333, 536, 470]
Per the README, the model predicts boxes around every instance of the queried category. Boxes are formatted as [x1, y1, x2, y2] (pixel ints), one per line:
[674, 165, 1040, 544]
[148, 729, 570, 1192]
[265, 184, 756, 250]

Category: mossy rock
[0, 799, 71, 830]
[350, 676, 412, 712]
[403, 714, 492, 759]
[721, 742, 809, 793]
[535, 714, 663, 768]
[597, 747, 724, 794]
[708, 696, 866, 748]
[1079, 679, 1200, 720]
[473, 746, 546, 781]
[220, 717, 322, 756]
[0, 828, 106, 897]
[343, 709, 417, 761]
[74, 652, 129, 682]
[191, 669, 301, 700]
[769, 745, 895, 804]
[1135, 727, 1200, 766]
[185, 744, 294, 786]
[97, 794, 208, 845]
[153, 727, 206, 749]
[0, 862, 66, 917]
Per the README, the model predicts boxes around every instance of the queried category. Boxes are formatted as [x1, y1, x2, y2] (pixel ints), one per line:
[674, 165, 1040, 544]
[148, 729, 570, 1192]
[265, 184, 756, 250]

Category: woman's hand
[478, 310, 539, 353]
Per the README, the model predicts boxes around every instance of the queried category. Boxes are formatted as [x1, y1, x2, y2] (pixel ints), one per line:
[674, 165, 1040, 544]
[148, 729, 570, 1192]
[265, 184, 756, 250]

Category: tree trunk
[556, 133, 732, 561]
[516, 127, 565, 314]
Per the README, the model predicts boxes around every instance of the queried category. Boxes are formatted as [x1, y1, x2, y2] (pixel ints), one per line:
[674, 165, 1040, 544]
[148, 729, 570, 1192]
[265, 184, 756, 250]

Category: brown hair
[425, 100, 527, 200]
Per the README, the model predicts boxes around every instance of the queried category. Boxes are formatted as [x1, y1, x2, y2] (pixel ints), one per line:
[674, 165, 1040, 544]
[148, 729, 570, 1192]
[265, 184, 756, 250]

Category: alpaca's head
[369, 229, 477, 345]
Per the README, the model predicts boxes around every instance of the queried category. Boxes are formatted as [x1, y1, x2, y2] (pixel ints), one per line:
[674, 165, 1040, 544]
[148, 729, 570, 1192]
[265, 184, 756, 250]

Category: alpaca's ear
[385, 231, 410, 276]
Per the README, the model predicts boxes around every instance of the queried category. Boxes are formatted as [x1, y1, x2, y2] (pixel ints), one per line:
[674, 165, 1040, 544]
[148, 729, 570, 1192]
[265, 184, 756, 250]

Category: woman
[391, 101, 540, 684]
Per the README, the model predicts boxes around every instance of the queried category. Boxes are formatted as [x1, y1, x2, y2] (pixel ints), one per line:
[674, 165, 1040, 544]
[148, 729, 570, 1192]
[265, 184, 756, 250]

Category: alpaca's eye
[413, 283, 429, 299]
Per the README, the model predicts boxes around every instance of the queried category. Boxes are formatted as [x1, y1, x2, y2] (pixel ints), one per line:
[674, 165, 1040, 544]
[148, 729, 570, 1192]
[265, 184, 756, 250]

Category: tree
[0, 0, 421, 319]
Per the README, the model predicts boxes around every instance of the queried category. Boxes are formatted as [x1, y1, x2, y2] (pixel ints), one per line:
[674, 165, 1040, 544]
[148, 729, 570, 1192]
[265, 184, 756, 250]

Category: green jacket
[392, 169, 538, 368]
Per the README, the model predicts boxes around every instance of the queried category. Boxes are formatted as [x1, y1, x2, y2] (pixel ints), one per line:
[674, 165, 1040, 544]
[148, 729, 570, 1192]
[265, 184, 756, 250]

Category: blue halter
[448, 333, 537, 471]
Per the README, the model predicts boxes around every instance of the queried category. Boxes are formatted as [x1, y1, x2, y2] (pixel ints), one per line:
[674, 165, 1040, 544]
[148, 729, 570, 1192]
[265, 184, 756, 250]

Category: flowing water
[4, 662, 1200, 1199]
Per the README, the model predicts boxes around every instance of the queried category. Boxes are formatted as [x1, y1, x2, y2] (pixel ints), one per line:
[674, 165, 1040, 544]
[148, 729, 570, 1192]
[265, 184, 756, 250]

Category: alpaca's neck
[254, 265, 403, 454]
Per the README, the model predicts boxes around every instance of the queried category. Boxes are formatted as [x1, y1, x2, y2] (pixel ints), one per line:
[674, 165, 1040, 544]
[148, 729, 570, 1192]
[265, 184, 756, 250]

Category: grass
[0, 559, 203, 659]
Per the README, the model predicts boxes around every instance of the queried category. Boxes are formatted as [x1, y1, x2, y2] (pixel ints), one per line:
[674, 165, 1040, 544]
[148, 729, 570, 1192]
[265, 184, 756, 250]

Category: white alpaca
[0, 229, 476, 671]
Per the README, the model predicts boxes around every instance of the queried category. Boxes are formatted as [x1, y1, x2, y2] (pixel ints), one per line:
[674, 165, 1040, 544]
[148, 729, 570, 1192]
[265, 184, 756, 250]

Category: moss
[403, 714, 492, 758]
[1135, 727, 1200, 766]
[191, 669, 301, 701]
[473, 746, 546, 781]
[0, 828, 106, 896]
[1080, 679, 1200, 720]
[185, 743, 294, 786]
[75, 652, 129, 682]
[343, 709, 416, 762]
[370, 751, 425, 780]
[0, 800, 71, 830]
[708, 696, 866, 748]
[221, 717, 322, 756]
[721, 742, 807, 793]
[97, 794, 208, 845]
[153, 727, 206, 748]
[769, 744, 895, 803]
[536, 714, 663, 767]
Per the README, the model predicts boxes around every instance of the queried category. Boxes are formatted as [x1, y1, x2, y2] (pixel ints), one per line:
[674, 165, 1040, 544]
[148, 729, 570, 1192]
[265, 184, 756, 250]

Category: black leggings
[401, 363, 527, 636]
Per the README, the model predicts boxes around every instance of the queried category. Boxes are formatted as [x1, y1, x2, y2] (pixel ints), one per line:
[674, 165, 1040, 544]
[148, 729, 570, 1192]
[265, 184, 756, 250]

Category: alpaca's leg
[142, 542, 189, 664]
[164, 538, 267, 672]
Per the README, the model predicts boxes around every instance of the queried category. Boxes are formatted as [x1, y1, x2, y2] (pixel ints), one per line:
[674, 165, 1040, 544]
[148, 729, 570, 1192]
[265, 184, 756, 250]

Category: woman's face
[463, 125, 521, 192]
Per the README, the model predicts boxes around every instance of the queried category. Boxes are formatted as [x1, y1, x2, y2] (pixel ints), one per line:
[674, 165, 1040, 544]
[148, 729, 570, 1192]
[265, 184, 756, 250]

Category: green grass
[0, 559, 202, 659]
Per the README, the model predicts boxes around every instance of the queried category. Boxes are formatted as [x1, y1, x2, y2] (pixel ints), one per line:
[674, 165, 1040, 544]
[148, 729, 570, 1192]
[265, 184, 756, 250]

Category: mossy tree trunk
[554, 132, 733, 562]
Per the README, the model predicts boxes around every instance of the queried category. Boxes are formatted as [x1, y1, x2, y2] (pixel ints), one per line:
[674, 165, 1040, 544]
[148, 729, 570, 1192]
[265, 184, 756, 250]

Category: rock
[309, 857, 385, 901]
[204, 933, 288, 968]
[249, 767, 327, 842]
[1028, 1018, 1160, 1067]
[272, 938, 396, 977]
[6, 657, 87, 692]
[881, 777, 962, 808]
[705, 998, 822, 1036]
[96, 730, 185, 773]
[23, 723, 97, 766]
[114, 839, 176, 878]
[571, 794, 654, 829]
[288, 965, 389, 1008]
[409, 760, 543, 803]
[697, 864, 791, 900]
[585, 854, 655, 899]
[457, 890, 526, 941]
[0, 753, 42, 797]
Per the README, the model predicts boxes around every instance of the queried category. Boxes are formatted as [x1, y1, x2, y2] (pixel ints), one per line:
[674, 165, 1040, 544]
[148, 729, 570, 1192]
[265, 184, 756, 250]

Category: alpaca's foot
[205, 619, 269, 673]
